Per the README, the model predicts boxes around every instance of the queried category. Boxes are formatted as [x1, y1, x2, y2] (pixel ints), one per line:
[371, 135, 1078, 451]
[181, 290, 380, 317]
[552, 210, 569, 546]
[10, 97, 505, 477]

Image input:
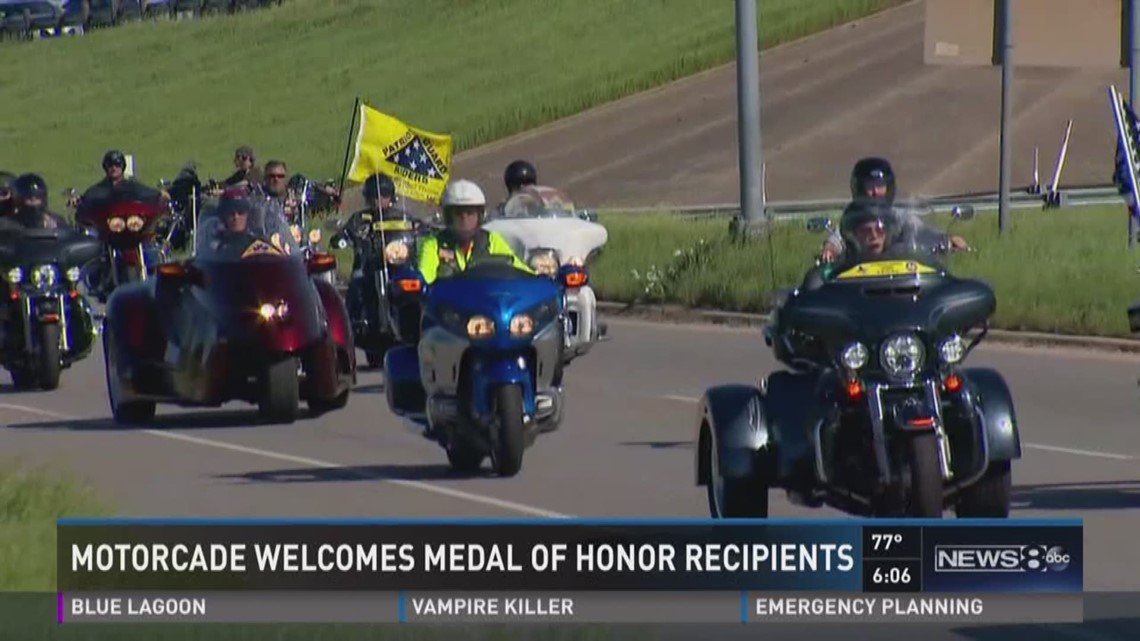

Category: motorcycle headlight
[290, 225, 303, 244]
[384, 240, 410, 265]
[466, 315, 495, 339]
[257, 301, 290, 321]
[510, 313, 535, 337]
[528, 249, 560, 277]
[880, 334, 925, 378]
[6, 268, 22, 284]
[840, 342, 869, 370]
[32, 265, 57, 289]
[108, 217, 126, 233]
[126, 215, 145, 232]
[66, 267, 81, 283]
[938, 334, 965, 364]
[308, 229, 322, 245]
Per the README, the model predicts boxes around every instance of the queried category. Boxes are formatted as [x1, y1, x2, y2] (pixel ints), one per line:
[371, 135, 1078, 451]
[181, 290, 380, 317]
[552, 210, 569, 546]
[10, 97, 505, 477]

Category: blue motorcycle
[384, 255, 582, 477]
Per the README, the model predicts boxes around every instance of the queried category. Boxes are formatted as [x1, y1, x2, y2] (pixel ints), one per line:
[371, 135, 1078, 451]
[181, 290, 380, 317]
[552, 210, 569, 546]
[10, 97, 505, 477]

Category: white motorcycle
[483, 186, 608, 364]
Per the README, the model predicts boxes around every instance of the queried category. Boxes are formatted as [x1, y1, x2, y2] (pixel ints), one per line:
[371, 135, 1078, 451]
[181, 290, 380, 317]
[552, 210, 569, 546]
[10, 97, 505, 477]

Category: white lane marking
[0, 403, 572, 519]
[659, 395, 1136, 460]
[661, 394, 701, 403]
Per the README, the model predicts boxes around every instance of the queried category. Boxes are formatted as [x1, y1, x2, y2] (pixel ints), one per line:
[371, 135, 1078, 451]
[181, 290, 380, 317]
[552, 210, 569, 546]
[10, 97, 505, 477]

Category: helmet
[503, 160, 537, 193]
[102, 149, 127, 171]
[441, 179, 487, 224]
[362, 173, 396, 203]
[850, 157, 896, 202]
[442, 179, 486, 208]
[13, 173, 48, 202]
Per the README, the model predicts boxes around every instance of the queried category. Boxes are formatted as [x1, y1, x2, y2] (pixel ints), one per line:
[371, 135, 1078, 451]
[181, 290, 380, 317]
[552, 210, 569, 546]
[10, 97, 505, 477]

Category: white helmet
[442, 179, 486, 208]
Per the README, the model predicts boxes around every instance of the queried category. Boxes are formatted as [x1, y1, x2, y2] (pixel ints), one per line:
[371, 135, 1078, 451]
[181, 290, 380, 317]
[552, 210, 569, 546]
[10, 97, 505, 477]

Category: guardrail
[601, 184, 1125, 219]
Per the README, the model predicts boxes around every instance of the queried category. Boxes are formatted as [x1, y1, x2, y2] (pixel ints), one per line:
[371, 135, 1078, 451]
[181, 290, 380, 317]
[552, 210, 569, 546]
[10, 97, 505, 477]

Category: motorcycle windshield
[783, 202, 994, 347]
[0, 227, 102, 270]
[192, 199, 323, 347]
[486, 186, 607, 267]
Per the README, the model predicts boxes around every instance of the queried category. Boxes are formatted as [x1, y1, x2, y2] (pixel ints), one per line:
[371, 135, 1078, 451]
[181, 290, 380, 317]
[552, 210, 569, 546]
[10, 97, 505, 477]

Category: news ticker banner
[57, 517, 1084, 595]
[59, 591, 1084, 624]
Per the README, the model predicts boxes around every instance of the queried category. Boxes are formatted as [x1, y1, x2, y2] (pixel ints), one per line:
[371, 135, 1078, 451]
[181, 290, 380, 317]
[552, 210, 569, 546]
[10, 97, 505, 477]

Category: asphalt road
[1, 317, 1137, 574]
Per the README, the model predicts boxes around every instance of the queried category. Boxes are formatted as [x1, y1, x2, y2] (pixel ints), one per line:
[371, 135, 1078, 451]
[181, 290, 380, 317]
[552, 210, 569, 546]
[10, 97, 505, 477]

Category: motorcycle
[156, 163, 204, 253]
[382, 256, 583, 477]
[696, 203, 1021, 518]
[326, 209, 431, 368]
[0, 227, 102, 390]
[484, 185, 608, 363]
[68, 189, 171, 303]
[103, 198, 355, 425]
[284, 178, 336, 286]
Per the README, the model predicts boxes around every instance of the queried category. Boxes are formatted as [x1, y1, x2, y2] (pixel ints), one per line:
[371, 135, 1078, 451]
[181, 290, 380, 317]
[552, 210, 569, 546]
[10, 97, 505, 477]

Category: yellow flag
[346, 104, 454, 204]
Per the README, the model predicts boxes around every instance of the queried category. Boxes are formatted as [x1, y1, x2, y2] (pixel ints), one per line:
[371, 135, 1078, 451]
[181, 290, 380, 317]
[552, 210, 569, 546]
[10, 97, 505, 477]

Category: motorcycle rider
[492, 159, 539, 218]
[222, 145, 263, 191]
[418, 179, 532, 284]
[340, 173, 423, 321]
[7, 174, 70, 230]
[819, 157, 967, 263]
[70, 150, 171, 211]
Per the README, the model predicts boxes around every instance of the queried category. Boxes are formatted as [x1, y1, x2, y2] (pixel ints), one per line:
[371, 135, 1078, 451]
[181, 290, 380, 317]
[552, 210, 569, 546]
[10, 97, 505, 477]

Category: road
[2, 318, 1138, 637]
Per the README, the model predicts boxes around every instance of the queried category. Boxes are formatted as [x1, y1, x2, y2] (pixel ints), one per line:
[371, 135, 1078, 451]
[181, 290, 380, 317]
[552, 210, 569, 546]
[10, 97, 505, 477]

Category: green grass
[0, 0, 905, 196]
[0, 463, 110, 591]
[590, 204, 1140, 337]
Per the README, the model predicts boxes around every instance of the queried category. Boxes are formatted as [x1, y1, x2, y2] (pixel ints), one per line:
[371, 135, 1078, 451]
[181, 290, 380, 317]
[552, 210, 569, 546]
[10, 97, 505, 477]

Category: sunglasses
[267, 173, 287, 179]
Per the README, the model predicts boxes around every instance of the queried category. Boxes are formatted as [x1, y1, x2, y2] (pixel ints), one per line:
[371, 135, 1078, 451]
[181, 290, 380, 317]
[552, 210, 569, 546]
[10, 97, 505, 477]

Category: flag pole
[336, 97, 362, 209]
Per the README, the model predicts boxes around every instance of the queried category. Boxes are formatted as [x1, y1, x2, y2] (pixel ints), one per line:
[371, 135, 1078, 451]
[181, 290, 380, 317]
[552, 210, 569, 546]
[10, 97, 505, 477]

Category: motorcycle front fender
[468, 353, 536, 422]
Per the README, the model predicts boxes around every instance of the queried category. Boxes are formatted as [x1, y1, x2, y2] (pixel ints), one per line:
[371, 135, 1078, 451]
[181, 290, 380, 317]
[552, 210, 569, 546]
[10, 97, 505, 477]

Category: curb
[596, 301, 1140, 355]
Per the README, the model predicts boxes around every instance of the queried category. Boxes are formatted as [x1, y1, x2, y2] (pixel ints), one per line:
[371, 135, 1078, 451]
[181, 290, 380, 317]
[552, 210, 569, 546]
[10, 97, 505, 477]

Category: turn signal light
[944, 373, 962, 393]
[845, 379, 863, 399]
[397, 278, 422, 293]
[563, 270, 588, 288]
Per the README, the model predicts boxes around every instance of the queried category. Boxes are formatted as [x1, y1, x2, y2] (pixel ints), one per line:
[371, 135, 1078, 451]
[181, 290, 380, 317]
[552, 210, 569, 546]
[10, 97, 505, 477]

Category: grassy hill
[0, 0, 905, 196]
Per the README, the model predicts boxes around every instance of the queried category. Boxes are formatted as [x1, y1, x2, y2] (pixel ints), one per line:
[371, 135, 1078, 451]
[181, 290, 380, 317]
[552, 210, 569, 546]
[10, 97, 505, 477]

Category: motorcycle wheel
[36, 323, 62, 391]
[954, 460, 1012, 518]
[258, 358, 300, 424]
[704, 427, 770, 518]
[906, 432, 945, 517]
[489, 384, 526, 477]
[103, 323, 156, 425]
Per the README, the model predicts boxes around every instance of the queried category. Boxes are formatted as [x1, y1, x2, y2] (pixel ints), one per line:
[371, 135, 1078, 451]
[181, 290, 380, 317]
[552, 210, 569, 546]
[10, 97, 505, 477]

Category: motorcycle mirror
[951, 205, 975, 220]
[578, 209, 598, 222]
[806, 217, 832, 233]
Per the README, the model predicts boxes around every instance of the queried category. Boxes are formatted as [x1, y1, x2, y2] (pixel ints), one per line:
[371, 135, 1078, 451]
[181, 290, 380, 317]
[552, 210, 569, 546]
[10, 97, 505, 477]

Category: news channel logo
[933, 545, 1071, 573]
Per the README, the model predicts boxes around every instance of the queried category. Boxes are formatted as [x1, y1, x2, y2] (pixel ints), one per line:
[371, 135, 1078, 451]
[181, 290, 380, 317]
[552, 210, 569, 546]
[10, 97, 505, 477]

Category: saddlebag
[384, 344, 425, 415]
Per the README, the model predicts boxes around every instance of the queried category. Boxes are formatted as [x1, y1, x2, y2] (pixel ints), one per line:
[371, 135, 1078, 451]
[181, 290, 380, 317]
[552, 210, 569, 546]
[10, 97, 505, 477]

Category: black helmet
[362, 173, 396, 203]
[102, 149, 127, 171]
[503, 160, 537, 193]
[13, 173, 48, 203]
[850, 157, 896, 202]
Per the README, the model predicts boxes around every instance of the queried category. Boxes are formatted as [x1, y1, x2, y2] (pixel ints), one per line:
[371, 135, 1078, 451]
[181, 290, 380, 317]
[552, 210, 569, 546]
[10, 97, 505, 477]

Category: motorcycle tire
[704, 428, 770, 518]
[954, 460, 1012, 518]
[906, 432, 944, 518]
[258, 358, 300, 424]
[36, 322, 62, 391]
[490, 384, 526, 477]
[104, 323, 157, 425]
